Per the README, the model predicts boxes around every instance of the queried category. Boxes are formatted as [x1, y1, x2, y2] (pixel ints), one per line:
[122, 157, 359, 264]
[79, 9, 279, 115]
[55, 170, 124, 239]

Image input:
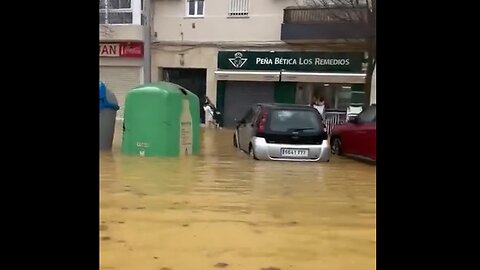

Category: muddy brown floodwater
[100, 125, 376, 270]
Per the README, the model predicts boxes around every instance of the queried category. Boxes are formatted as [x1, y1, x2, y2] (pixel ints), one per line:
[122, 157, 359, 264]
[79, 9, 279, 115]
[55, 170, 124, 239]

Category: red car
[330, 105, 376, 162]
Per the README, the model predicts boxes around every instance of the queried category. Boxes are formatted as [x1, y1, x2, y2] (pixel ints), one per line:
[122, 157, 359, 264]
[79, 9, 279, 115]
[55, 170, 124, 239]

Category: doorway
[162, 68, 207, 123]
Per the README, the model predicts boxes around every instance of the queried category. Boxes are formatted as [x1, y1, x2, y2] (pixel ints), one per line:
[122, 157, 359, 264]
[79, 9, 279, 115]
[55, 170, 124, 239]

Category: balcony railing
[283, 6, 369, 24]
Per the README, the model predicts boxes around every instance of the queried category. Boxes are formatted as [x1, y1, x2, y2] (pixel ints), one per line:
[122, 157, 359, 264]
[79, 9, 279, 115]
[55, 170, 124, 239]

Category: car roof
[255, 103, 314, 110]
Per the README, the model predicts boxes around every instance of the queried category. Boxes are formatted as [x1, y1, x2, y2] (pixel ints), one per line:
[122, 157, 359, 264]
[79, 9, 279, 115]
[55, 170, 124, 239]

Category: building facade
[100, 0, 372, 125]
[99, 0, 145, 118]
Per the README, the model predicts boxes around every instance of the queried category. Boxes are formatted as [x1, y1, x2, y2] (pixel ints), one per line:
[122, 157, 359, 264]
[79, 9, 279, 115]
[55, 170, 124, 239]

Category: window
[100, 0, 141, 25]
[269, 110, 321, 133]
[186, 0, 205, 17]
[335, 85, 352, 109]
[358, 106, 376, 123]
[229, 0, 249, 17]
[241, 108, 255, 123]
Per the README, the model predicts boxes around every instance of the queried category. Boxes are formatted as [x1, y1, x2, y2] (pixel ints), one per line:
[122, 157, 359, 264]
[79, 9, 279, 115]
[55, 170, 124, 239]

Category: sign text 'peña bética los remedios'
[255, 57, 351, 66]
[218, 51, 364, 72]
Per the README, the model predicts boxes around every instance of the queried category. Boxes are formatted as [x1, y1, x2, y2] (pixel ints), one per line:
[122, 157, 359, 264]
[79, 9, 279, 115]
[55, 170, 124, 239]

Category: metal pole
[143, 0, 151, 83]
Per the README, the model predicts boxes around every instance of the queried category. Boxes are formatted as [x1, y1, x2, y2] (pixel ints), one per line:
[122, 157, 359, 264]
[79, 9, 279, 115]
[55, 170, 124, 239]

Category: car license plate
[280, 148, 309, 157]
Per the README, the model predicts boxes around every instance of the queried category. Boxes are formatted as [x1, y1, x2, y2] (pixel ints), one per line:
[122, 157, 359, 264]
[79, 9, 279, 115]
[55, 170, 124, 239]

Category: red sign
[99, 42, 143, 58]
[120, 43, 143, 58]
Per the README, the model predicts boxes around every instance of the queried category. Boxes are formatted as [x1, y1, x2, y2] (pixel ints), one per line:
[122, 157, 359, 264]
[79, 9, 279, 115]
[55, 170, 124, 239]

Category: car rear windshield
[268, 109, 321, 133]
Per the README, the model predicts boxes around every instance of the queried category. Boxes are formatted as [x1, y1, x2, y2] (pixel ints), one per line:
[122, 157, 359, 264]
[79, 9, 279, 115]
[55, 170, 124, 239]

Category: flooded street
[100, 125, 376, 270]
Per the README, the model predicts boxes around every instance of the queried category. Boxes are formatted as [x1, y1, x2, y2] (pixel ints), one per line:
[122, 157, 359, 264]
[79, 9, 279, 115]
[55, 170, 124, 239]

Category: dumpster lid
[99, 82, 119, 111]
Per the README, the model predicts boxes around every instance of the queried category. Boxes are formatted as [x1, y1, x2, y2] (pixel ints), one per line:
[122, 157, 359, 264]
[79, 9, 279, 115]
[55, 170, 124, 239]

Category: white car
[233, 103, 331, 162]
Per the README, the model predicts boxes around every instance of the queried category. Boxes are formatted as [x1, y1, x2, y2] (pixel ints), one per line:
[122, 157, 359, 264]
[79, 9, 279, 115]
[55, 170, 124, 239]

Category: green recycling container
[121, 81, 200, 157]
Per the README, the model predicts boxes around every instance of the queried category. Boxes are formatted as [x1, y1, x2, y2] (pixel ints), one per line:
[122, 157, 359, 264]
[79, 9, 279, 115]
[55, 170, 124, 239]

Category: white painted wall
[153, 0, 298, 42]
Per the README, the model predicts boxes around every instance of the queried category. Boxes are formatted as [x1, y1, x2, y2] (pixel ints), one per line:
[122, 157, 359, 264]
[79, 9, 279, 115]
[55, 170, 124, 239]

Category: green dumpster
[121, 82, 200, 157]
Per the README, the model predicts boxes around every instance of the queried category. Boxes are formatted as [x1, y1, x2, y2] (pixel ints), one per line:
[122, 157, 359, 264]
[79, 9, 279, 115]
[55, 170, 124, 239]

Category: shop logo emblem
[229, 52, 247, 68]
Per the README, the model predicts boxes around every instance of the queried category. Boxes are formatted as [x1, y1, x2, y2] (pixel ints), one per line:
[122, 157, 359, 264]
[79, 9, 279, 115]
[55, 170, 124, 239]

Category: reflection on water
[100, 125, 376, 270]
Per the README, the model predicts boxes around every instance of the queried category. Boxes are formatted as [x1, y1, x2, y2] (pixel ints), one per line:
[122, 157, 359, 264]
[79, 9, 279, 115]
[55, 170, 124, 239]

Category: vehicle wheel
[249, 144, 258, 160]
[233, 134, 238, 148]
[331, 137, 342, 155]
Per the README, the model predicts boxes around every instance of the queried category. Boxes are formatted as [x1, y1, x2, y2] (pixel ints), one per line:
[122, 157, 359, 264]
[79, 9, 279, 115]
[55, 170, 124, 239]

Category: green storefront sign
[217, 51, 364, 72]
[216, 51, 367, 126]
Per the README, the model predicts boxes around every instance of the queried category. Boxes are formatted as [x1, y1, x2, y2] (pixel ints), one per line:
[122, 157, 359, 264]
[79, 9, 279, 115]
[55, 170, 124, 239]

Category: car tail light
[256, 110, 268, 133]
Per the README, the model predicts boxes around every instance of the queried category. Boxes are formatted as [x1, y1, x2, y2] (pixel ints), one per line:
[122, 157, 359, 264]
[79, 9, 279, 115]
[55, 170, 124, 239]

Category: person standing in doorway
[310, 96, 326, 117]
[203, 96, 215, 128]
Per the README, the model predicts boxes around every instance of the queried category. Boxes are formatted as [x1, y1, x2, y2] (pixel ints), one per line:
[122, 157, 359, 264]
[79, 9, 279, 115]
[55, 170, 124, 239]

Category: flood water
[100, 125, 376, 270]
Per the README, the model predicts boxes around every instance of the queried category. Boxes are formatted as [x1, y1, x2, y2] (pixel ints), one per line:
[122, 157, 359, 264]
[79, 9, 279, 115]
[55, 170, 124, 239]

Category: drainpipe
[143, 0, 151, 83]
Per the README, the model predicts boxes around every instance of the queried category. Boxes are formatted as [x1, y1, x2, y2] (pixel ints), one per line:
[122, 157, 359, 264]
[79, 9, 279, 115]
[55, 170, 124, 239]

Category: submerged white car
[233, 103, 331, 162]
